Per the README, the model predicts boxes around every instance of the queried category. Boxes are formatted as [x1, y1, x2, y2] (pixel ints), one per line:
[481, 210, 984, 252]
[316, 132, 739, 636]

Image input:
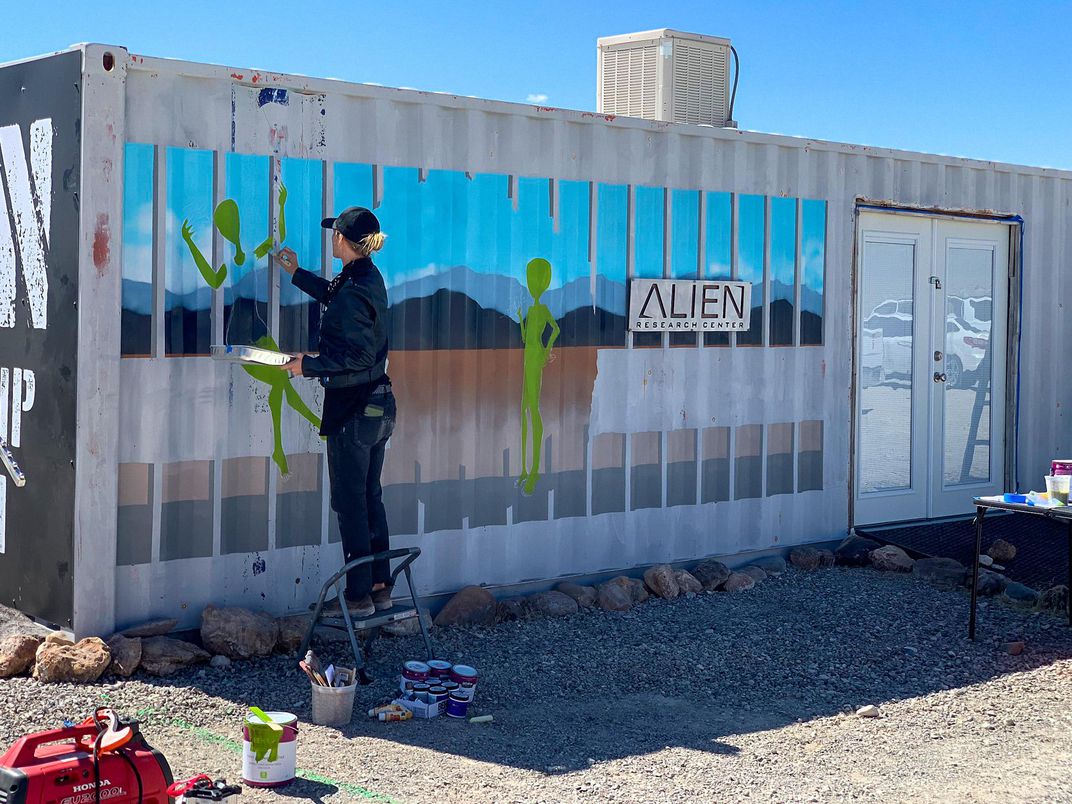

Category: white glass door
[854, 212, 1009, 526]
[930, 221, 1009, 518]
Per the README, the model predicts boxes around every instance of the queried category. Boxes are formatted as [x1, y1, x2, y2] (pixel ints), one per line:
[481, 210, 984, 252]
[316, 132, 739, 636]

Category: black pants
[326, 390, 396, 601]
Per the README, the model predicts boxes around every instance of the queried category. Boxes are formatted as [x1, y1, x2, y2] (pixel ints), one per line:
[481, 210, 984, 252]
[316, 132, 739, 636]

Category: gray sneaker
[323, 595, 376, 618]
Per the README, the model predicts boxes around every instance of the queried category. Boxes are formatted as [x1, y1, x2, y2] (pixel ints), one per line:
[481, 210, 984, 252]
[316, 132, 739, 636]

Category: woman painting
[276, 206, 395, 618]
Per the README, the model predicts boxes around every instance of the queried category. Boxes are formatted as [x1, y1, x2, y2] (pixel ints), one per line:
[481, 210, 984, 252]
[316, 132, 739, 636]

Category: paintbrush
[298, 660, 325, 686]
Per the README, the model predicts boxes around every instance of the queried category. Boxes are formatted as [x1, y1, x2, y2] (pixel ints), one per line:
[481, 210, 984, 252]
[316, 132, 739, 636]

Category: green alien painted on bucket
[181, 185, 322, 477]
[517, 257, 560, 496]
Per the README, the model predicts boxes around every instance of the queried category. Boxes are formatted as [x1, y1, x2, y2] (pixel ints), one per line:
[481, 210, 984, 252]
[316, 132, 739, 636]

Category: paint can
[428, 684, 447, 707]
[400, 660, 430, 692]
[427, 659, 453, 680]
[445, 691, 470, 719]
[242, 711, 297, 788]
[1052, 460, 1072, 477]
[412, 682, 431, 702]
[449, 664, 479, 702]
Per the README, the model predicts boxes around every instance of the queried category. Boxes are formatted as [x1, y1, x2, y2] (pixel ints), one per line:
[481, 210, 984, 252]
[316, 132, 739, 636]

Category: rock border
[0, 534, 1063, 684]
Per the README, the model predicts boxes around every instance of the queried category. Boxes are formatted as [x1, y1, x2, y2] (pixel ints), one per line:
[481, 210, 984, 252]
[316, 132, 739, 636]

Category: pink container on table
[1052, 460, 1072, 477]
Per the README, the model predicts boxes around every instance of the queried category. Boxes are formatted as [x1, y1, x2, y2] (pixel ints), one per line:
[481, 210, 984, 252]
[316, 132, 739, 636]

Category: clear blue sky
[6, 1, 1069, 168]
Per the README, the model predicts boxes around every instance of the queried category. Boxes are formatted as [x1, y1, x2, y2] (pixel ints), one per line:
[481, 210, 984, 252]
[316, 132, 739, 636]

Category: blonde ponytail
[351, 231, 387, 256]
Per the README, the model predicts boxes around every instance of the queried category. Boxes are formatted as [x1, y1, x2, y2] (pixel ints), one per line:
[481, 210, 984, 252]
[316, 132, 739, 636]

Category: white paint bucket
[242, 711, 297, 788]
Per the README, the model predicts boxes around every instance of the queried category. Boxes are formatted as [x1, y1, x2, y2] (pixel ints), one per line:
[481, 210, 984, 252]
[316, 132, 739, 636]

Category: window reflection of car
[944, 316, 988, 388]
[948, 295, 992, 333]
[861, 327, 884, 387]
[862, 313, 913, 380]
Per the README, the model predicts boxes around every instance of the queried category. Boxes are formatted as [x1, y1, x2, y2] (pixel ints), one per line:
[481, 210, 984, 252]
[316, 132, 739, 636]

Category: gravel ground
[2, 566, 1072, 803]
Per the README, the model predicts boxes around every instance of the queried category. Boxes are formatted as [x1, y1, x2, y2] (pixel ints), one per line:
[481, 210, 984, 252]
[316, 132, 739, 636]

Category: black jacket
[292, 257, 389, 386]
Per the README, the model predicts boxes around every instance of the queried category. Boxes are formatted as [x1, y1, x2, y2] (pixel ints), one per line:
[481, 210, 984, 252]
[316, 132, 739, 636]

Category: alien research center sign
[629, 279, 752, 332]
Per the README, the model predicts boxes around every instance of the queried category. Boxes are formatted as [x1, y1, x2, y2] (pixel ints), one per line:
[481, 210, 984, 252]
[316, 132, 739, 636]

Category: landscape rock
[741, 566, 768, 584]
[722, 572, 756, 593]
[870, 545, 915, 573]
[913, 557, 967, 590]
[383, 614, 431, 637]
[276, 615, 310, 655]
[596, 582, 633, 612]
[0, 635, 42, 678]
[751, 556, 787, 576]
[44, 632, 74, 646]
[691, 559, 731, 590]
[1004, 641, 1025, 656]
[643, 565, 680, 599]
[526, 591, 579, 618]
[1038, 585, 1069, 615]
[856, 705, 882, 718]
[34, 638, 110, 684]
[120, 619, 178, 638]
[817, 549, 836, 568]
[971, 569, 1008, 597]
[496, 599, 526, 622]
[210, 654, 232, 669]
[0, 606, 49, 641]
[626, 578, 650, 604]
[987, 539, 1017, 564]
[434, 586, 497, 627]
[1002, 582, 1040, 608]
[139, 636, 210, 676]
[105, 635, 141, 677]
[555, 582, 597, 609]
[789, 547, 822, 571]
[201, 606, 279, 660]
[674, 570, 703, 595]
[835, 535, 882, 567]
[978, 554, 994, 568]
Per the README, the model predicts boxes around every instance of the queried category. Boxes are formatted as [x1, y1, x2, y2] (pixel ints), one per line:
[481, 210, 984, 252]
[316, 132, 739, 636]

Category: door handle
[933, 372, 947, 383]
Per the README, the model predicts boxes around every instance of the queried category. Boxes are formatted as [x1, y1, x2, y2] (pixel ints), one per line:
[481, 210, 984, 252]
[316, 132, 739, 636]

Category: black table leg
[1067, 521, 1071, 628]
[969, 506, 985, 641]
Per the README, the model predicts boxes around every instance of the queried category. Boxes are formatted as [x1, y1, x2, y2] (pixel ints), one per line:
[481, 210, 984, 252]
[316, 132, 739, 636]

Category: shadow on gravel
[273, 779, 339, 803]
[133, 570, 1072, 776]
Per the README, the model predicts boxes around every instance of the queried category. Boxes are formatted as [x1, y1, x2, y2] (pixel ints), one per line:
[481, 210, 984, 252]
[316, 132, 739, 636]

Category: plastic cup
[1045, 474, 1070, 504]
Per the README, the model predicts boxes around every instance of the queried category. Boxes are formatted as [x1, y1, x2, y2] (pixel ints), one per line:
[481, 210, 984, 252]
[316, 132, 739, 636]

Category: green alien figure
[516, 257, 560, 496]
[181, 185, 319, 476]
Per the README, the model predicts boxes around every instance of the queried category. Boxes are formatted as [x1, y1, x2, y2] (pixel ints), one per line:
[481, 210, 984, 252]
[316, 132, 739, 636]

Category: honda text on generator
[0, 708, 172, 804]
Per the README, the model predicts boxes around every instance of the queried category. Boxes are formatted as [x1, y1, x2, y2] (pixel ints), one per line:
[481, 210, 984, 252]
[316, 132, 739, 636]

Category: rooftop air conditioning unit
[597, 29, 735, 127]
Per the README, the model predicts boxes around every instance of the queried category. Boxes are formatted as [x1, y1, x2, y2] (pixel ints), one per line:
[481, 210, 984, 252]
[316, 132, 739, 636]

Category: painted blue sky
[4, 1, 1071, 170]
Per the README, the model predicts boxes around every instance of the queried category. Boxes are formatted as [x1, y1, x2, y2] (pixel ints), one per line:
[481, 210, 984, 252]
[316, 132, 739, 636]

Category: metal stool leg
[404, 566, 436, 660]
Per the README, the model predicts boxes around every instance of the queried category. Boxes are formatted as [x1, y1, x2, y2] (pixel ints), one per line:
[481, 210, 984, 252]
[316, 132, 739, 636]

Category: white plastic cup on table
[1045, 474, 1070, 504]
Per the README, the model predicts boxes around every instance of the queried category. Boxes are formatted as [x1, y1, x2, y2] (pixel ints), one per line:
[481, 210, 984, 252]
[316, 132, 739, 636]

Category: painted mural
[116, 146, 828, 568]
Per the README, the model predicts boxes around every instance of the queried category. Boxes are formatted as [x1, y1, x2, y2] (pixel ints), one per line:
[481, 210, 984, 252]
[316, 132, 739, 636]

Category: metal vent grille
[601, 45, 657, 119]
[671, 44, 727, 125]
[598, 30, 731, 126]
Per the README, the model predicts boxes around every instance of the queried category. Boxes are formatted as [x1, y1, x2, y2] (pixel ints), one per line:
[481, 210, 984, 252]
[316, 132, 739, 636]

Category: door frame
[849, 202, 1022, 528]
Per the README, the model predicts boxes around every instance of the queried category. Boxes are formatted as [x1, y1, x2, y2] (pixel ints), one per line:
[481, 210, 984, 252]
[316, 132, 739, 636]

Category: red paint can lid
[450, 664, 479, 681]
[403, 661, 430, 675]
[427, 660, 453, 675]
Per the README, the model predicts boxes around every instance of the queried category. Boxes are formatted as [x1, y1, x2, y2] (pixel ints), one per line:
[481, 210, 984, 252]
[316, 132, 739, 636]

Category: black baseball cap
[321, 206, 380, 242]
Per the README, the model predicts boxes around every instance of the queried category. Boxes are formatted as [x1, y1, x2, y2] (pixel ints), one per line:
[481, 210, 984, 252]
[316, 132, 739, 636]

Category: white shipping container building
[0, 36, 1067, 637]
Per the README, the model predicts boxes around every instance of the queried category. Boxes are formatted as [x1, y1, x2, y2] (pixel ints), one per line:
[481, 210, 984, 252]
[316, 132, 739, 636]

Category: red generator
[0, 711, 173, 804]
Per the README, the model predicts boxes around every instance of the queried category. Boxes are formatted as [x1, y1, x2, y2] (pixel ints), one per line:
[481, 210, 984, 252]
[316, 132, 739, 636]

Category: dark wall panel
[0, 52, 81, 626]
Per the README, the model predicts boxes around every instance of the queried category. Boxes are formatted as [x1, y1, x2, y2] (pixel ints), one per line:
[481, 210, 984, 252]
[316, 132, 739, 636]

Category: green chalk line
[130, 707, 395, 802]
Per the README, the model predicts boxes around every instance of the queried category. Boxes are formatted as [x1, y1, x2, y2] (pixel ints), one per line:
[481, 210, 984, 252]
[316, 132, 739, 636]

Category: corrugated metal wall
[104, 51, 1072, 629]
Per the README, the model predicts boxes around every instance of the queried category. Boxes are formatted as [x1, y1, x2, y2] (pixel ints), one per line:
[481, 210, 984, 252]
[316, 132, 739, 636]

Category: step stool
[299, 546, 435, 685]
